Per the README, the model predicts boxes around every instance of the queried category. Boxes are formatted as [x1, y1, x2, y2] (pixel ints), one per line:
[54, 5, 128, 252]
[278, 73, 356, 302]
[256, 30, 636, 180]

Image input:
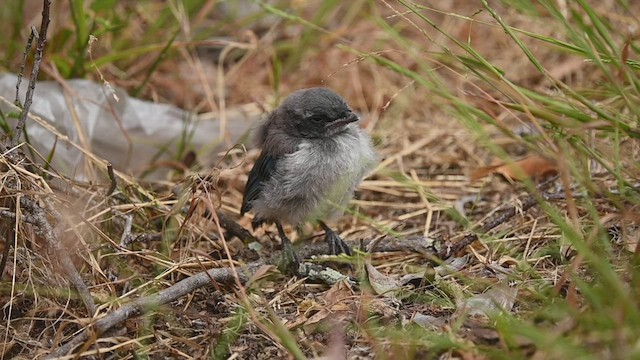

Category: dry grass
[1, 0, 639, 359]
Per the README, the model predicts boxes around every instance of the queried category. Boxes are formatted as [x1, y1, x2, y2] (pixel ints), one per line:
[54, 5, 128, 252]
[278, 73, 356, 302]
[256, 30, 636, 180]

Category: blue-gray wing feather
[241, 153, 278, 215]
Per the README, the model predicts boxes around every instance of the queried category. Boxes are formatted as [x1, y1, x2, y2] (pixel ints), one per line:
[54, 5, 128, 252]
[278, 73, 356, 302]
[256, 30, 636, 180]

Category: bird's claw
[324, 226, 352, 256]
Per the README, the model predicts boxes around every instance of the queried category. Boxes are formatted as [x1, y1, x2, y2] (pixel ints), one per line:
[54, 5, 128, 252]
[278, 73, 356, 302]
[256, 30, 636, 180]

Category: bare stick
[0, 215, 14, 279]
[46, 231, 442, 357]
[118, 213, 134, 247]
[438, 190, 566, 259]
[216, 210, 259, 243]
[46, 263, 257, 358]
[0, 209, 39, 226]
[15, 26, 37, 106]
[13, 0, 52, 146]
[6, 0, 93, 314]
[20, 197, 97, 316]
[106, 163, 117, 196]
[120, 232, 163, 248]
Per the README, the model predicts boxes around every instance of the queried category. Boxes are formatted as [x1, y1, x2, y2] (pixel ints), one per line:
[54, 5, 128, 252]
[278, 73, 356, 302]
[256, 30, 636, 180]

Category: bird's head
[275, 87, 359, 139]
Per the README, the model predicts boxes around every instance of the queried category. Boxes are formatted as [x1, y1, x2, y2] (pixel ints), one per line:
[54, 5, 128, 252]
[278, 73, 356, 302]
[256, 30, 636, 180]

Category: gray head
[255, 88, 360, 154]
[273, 87, 358, 139]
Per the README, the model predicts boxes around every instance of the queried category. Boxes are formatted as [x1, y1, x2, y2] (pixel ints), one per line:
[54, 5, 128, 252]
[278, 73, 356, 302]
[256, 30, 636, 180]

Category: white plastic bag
[0, 73, 259, 180]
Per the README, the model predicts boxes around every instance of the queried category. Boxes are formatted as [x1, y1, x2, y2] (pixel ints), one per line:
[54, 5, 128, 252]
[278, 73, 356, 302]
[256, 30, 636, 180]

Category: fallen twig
[216, 210, 259, 243]
[438, 186, 566, 259]
[296, 235, 437, 261]
[117, 213, 134, 247]
[3, 0, 96, 318]
[46, 263, 258, 358]
[0, 209, 39, 225]
[20, 196, 97, 315]
[0, 208, 15, 279]
[120, 231, 163, 248]
[46, 232, 440, 357]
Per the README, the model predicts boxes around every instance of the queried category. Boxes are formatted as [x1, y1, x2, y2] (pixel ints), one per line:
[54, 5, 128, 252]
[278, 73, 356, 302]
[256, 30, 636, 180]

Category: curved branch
[46, 263, 259, 358]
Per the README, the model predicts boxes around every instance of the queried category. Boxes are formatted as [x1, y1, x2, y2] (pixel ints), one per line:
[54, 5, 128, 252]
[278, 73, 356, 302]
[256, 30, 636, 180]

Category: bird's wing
[241, 152, 279, 215]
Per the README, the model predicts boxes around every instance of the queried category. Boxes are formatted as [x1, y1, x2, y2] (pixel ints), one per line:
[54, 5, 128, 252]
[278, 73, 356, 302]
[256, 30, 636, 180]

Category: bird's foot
[320, 222, 352, 256]
[278, 240, 301, 275]
[276, 222, 301, 275]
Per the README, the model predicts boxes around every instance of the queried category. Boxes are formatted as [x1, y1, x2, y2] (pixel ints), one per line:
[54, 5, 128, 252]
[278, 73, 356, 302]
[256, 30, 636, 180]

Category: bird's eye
[311, 116, 323, 123]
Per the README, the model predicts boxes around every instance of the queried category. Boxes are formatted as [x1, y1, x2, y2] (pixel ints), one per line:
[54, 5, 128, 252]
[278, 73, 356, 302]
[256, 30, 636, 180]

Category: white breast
[254, 125, 377, 225]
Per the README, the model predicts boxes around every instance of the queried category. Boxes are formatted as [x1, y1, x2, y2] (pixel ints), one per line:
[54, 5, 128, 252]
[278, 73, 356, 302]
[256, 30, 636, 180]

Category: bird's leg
[276, 222, 300, 275]
[319, 221, 352, 256]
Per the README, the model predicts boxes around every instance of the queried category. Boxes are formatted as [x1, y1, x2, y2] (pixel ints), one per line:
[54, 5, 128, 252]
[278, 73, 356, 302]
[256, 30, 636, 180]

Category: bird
[241, 87, 378, 274]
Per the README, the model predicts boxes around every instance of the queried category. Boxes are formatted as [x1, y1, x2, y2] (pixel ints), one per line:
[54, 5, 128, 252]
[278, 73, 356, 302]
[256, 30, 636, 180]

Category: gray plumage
[241, 88, 376, 274]
[241, 87, 377, 228]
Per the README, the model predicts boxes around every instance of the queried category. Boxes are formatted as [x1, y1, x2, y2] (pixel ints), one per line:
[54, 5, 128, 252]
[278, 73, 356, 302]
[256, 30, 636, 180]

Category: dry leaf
[315, 326, 348, 360]
[412, 313, 448, 330]
[249, 264, 277, 283]
[470, 155, 557, 182]
[400, 256, 469, 286]
[366, 260, 403, 297]
[458, 285, 518, 318]
[304, 280, 355, 332]
[622, 226, 639, 253]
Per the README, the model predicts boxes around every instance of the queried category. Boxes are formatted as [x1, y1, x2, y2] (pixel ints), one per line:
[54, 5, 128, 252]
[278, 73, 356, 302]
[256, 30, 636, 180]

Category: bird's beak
[325, 112, 359, 130]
